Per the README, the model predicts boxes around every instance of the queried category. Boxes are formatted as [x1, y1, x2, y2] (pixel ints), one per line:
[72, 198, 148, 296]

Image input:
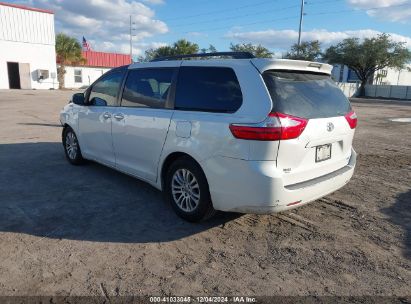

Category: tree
[141, 39, 200, 61]
[324, 34, 411, 96]
[230, 43, 273, 58]
[285, 40, 322, 61]
[55, 33, 85, 89]
[172, 39, 200, 56]
[142, 46, 174, 61]
[201, 44, 218, 53]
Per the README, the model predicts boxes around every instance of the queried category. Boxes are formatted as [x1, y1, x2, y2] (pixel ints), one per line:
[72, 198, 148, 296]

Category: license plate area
[316, 144, 332, 162]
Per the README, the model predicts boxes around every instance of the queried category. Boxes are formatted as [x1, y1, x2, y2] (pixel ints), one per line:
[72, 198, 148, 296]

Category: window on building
[88, 71, 125, 106]
[121, 68, 175, 108]
[347, 69, 360, 83]
[175, 67, 243, 113]
[74, 69, 83, 83]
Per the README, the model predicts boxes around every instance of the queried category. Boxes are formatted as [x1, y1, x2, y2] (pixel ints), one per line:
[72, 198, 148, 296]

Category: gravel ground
[0, 90, 410, 298]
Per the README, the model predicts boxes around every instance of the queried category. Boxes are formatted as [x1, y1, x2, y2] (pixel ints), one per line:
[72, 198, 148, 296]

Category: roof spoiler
[251, 58, 333, 75]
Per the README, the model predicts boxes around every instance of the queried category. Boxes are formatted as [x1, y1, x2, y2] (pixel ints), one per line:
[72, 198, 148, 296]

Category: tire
[62, 126, 85, 165]
[165, 156, 216, 222]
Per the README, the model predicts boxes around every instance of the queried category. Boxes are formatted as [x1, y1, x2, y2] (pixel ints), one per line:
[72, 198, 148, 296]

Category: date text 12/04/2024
[149, 296, 257, 303]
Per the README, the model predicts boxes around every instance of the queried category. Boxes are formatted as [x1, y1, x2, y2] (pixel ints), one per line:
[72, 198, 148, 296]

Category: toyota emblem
[326, 122, 334, 132]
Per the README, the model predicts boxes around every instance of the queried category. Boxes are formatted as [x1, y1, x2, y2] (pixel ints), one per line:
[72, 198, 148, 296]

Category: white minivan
[60, 52, 357, 222]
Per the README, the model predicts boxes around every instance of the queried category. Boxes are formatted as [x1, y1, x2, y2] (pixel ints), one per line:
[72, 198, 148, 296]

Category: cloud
[140, 0, 165, 4]
[347, 0, 411, 22]
[186, 32, 209, 37]
[226, 28, 411, 50]
[17, 0, 168, 56]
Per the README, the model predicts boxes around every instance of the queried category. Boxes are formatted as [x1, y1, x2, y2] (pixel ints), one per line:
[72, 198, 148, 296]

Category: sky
[9, 0, 411, 60]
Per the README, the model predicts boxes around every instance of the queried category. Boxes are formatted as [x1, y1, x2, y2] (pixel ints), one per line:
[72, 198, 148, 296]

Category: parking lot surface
[0, 90, 410, 296]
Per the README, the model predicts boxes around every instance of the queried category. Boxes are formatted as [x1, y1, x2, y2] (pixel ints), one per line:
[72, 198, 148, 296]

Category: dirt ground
[0, 90, 410, 298]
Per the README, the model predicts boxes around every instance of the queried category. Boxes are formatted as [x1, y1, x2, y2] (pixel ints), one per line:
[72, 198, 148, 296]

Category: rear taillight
[345, 111, 357, 129]
[229, 112, 308, 141]
[276, 112, 308, 140]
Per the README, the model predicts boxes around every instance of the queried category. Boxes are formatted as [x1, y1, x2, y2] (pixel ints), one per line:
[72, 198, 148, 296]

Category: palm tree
[56, 33, 85, 89]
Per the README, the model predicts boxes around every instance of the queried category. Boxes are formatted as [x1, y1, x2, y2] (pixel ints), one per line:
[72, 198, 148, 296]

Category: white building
[332, 64, 411, 85]
[63, 66, 111, 89]
[61, 50, 131, 89]
[0, 2, 58, 89]
[377, 66, 411, 85]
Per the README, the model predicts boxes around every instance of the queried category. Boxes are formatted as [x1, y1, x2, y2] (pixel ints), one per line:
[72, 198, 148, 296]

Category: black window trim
[119, 67, 179, 110]
[173, 66, 243, 114]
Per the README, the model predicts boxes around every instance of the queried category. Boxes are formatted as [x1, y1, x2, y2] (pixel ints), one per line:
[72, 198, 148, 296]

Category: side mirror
[90, 97, 108, 107]
[72, 93, 85, 105]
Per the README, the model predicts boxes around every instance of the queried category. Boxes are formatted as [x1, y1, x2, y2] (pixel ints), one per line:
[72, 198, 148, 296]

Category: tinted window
[121, 68, 175, 108]
[89, 71, 124, 106]
[263, 71, 351, 119]
[175, 67, 242, 113]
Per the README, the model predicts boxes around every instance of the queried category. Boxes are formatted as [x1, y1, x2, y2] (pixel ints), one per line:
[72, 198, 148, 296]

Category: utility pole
[297, 0, 305, 53]
[129, 15, 136, 63]
[129, 15, 133, 62]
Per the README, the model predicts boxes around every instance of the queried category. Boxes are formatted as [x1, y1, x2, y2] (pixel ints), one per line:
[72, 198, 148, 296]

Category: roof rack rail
[150, 52, 255, 62]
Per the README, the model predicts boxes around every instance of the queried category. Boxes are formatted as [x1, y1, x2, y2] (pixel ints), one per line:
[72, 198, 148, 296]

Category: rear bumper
[201, 148, 357, 214]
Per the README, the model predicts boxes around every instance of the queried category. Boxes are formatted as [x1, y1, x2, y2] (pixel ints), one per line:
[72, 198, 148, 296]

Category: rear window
[175, 67, 243, 113]
[263, 70, 351, 119]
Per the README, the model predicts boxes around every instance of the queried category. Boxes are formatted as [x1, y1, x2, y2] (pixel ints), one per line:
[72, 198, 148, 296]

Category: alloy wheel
[65, 131, 78, 160]
[171, 168, 201, 212]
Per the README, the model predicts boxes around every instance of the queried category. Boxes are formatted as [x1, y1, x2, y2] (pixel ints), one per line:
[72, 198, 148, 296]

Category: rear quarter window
[175, 66, 243, 113]
[263, 70, 351, 119]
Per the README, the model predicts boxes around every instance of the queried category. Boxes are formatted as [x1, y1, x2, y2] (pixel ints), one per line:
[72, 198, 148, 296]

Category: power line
[170, 4, 300, 28]
[308, 2, 411, 16]
[165, 0, 281, 22]
[167, 0, 349, 33]
[170, 0, 219, 8]
[183, 15, 300, 33]
[296, 0, 344, 48]
[176, 2, 410, 35]
[307, 0, 344, 5]
[169, 0, 346, 35]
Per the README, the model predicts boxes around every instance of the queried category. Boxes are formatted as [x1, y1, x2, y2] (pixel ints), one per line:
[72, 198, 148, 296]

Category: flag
[82, 36, 91, 51]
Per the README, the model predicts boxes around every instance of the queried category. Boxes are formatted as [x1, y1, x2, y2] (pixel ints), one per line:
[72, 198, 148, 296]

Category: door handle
[113, 113, 124, 120]
[103, 112, 111, 119]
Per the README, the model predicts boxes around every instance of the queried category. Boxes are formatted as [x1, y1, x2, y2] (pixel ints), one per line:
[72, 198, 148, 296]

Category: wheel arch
[62, 123, 70, 140]
[61, 123, 76, 140]
[160, 152, 208, 191]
